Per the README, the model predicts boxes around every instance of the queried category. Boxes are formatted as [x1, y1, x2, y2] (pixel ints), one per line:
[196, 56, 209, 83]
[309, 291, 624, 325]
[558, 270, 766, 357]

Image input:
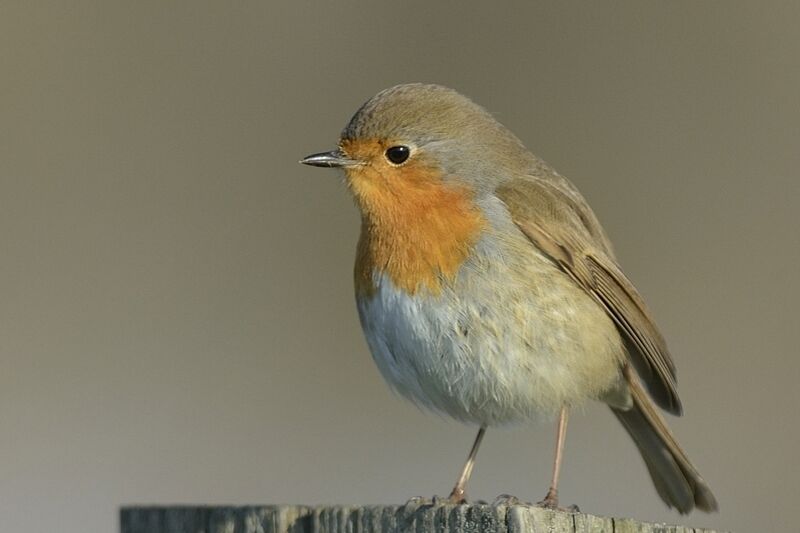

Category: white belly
[356, 243, 625, 427]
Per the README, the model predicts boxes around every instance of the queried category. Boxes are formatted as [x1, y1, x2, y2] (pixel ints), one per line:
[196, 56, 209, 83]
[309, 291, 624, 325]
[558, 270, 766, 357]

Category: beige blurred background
[2, 2, 798, 532]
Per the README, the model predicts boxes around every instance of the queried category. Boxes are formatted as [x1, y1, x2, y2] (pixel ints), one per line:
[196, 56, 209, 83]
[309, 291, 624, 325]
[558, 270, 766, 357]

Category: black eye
[385, 145, 410, 165]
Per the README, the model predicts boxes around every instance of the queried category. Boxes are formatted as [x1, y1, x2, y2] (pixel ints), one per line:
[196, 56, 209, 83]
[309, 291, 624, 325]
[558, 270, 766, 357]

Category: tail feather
[611, 366, 718, 514]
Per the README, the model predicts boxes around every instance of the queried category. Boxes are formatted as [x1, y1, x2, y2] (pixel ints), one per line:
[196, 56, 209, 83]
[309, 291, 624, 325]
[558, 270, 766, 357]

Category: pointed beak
[299, 150, 361, 168]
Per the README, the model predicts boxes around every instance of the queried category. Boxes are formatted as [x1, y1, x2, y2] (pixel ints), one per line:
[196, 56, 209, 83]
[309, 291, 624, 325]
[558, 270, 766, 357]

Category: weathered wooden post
[120, 504, 722, 533]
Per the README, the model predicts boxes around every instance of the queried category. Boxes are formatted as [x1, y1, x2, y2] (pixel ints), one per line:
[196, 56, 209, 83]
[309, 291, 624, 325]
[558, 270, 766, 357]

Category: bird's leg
[538, 405, 569, 509]
[448, 426, 486, 503]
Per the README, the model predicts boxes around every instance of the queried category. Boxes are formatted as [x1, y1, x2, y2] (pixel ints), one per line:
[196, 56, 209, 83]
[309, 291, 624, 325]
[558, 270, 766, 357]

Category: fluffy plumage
[309, 83, 717, 513]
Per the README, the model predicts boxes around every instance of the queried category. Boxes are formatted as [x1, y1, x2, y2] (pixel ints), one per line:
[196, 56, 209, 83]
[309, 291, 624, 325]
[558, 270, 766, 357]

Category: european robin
[300, 83, 717, 514]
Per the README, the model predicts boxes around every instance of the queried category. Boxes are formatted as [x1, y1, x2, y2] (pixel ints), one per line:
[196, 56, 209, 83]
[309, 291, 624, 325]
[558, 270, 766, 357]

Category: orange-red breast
[301, 83, 717, 514]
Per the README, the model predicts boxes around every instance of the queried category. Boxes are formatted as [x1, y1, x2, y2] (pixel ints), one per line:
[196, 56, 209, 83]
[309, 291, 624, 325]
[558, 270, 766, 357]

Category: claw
[405, 494, 462, 507]
[432, 494, 449, 505]
[535, 489, 579, 513]
[536, 488, 559, 509]
[404, 495, 433, 507]
[492, 494, 523, 506]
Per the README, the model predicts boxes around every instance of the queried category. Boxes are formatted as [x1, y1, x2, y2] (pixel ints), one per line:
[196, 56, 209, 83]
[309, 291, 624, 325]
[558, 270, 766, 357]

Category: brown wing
[496, 176, 682, 415]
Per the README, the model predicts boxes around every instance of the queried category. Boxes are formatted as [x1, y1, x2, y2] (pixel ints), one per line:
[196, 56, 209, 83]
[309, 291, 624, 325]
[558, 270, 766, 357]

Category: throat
[354, 185, 485, 296]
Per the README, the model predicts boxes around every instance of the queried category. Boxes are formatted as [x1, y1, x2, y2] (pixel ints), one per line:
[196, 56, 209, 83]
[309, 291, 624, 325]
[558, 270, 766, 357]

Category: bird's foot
[447, 486, 468, 504]
[492, 494, 524, 506]
[536, 488, 579, 513]
[404, 495, 432, 506]
[405, 494, 458, 507]
[536, 487, 559, 509]
[536, 496, 558, 509]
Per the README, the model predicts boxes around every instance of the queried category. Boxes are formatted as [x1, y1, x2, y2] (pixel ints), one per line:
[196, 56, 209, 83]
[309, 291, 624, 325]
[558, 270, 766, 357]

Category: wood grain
[120, 504, 722, 533]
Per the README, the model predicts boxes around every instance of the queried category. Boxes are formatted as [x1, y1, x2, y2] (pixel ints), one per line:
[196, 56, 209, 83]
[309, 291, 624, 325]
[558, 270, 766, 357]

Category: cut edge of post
[119, 503, 725, 533]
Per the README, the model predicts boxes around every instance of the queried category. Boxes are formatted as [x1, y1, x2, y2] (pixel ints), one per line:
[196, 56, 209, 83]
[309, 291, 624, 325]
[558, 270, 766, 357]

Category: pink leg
[539, 406, 569, 508]
[448, 426, 486, 503]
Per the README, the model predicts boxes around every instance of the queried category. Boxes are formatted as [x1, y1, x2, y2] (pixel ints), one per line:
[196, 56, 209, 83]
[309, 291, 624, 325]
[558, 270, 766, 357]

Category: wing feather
[496, 177, 682, 415]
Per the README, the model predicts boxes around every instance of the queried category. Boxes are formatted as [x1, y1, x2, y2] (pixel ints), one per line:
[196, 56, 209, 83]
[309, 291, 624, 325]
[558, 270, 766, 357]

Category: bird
[300, 83, 718, 514]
